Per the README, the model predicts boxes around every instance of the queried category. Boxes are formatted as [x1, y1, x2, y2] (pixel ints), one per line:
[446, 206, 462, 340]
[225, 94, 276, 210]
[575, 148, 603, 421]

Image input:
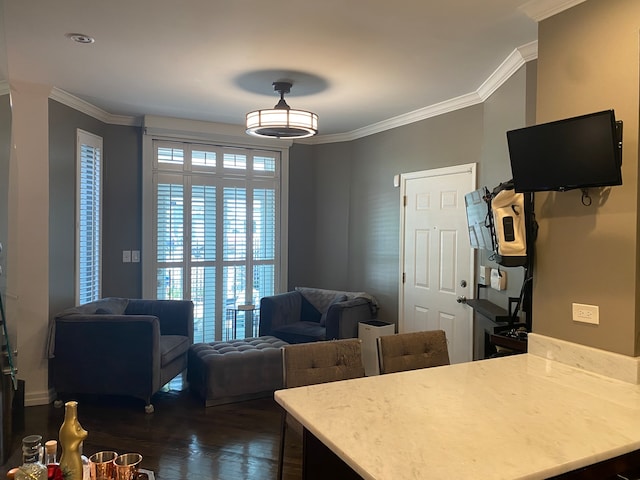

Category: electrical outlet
[572, 303, 599, 325]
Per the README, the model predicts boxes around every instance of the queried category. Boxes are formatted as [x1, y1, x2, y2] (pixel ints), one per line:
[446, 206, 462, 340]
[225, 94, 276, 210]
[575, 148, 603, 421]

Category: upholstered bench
[187, 336, 289, 406]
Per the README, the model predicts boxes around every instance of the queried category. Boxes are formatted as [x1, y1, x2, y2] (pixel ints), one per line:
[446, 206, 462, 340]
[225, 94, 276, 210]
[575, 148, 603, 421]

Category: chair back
[377, 330, 450, 374]
[282, 338, 365, 388]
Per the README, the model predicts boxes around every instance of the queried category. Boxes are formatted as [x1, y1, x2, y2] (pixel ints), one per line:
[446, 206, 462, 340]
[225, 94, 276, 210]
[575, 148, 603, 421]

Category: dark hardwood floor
[1, 383, 302, 480]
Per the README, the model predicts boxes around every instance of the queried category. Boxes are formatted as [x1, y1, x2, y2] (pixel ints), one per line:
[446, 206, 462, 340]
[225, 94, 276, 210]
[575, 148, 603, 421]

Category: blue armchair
[259, 287, 378, 344]
[50, 297, 193, 413]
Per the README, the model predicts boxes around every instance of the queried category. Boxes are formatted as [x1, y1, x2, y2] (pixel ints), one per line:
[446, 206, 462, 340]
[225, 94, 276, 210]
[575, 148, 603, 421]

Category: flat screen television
[506, 110, 623, 193]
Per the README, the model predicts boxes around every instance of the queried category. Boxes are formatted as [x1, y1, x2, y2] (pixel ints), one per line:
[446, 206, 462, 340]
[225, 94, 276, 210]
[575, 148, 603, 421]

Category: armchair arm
[259, 291, 302, 336]
[325, 297, 377, 340]
[52, 315, 161, 400]
[125, 299, 194, 342]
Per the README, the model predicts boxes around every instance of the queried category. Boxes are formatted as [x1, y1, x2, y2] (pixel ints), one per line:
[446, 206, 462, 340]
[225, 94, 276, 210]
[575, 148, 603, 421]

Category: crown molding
[519, 0, 587, 22]
[49, 87, 140, 126]
[303, 92, 484, 145]
[308, 40, 539, 145]
[49, 40, 538, 145]
[477, 40, 538, 100]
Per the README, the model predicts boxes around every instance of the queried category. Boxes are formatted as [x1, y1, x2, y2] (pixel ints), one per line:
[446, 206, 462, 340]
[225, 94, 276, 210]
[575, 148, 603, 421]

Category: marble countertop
[275, 353, 640, 479]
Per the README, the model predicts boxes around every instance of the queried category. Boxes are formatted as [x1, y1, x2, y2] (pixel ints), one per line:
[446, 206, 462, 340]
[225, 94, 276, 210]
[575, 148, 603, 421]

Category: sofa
[50, 297, 193, 413]
[258, 287, 378, 344]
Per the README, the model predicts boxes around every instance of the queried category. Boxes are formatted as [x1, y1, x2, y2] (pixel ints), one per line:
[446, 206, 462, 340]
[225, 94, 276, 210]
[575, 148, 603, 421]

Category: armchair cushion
[268, 321, 326, 344]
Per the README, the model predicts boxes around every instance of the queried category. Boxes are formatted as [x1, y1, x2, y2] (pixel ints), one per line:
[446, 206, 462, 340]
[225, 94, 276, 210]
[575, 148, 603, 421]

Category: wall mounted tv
[506, 109, 623, 193]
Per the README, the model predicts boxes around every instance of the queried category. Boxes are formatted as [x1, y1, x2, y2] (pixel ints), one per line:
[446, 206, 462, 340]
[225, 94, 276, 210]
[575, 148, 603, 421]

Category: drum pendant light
[246, 82, 318, 139]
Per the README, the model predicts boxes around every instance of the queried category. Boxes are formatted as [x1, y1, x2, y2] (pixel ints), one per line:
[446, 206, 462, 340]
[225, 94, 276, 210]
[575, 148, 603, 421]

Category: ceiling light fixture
[246, 82, 318, 139]
[65, 33, 95, 44]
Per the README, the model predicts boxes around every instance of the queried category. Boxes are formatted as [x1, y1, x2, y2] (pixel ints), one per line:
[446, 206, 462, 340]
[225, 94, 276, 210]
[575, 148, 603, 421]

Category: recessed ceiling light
[65, 33, 95, 44]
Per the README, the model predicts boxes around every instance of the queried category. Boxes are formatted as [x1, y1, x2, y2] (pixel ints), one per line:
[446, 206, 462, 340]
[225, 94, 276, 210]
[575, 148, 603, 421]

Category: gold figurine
[59, 401, 88, 480]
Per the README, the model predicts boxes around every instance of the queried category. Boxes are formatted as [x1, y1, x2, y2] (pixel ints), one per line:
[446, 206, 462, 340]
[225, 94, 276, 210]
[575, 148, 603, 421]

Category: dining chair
[277, 338, 365, 479]
[376, 330, 450, 375]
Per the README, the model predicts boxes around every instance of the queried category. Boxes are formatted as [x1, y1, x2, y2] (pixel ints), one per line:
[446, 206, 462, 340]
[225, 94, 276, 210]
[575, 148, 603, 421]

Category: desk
[275, 354, 640, 479]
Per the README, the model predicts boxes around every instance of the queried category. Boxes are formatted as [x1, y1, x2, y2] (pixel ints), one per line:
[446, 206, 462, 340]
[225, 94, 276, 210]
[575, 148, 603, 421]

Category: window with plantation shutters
[76, 129, 103, 304]
[153, 141, 279, 343]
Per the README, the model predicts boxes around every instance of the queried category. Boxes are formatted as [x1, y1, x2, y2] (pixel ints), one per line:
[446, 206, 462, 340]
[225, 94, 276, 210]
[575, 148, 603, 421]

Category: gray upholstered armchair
[50, 297, 193, 413]
[259, 287, 378, 344]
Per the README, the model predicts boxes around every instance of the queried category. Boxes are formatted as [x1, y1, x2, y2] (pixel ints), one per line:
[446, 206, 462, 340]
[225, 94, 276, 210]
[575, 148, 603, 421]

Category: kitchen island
[275, 334, 640, 479]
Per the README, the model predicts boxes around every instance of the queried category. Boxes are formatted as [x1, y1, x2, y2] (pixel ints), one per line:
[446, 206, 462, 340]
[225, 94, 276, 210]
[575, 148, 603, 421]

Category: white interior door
[399, 164, 475, 364]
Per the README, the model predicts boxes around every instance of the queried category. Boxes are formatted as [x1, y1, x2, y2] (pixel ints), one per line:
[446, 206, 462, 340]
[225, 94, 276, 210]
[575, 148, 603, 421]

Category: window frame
[141, 119, 290, 341]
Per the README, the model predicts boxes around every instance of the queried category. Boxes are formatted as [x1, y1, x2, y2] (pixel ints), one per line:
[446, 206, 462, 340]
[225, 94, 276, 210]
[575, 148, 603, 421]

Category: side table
[224, 305, 259, 340]
[358, 320, 395, 376]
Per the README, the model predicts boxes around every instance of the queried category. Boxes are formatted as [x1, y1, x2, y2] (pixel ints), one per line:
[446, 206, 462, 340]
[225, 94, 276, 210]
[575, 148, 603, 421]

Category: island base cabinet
[302, 428, 363, 480]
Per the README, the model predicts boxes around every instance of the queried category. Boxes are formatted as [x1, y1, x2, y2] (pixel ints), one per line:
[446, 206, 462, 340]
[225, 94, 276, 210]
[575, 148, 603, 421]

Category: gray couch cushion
[320, 294, 348, 326]
[296, 287, 344, 314]
[271, 321, 326, 344]
[160, 335, 190, 366]
[58, 297, 130, 316]
[295, 287, 379, 312]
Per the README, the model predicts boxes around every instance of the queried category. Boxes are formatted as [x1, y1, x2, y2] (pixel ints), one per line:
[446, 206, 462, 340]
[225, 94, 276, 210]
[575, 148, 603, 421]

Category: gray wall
[48, 100, 142, 317]
[288, 62, 536, 324]
[101, 123, 142, 299]
[288, 143, 318, 289]
[476, 63, 537, 310]
[0, 94, 10, 296]
[533, 0, 640, 356]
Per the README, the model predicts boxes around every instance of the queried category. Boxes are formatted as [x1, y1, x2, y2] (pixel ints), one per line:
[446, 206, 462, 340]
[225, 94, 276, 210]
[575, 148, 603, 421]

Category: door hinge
[402, 272, 406, 283]
[403, 195, 407, 207]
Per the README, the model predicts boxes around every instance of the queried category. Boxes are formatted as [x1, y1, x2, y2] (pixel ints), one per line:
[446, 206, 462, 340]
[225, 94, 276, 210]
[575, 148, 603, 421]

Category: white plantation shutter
[152, 142, 280, 343]
[76, 130, 103, 304]
[156, 180, 184, 299]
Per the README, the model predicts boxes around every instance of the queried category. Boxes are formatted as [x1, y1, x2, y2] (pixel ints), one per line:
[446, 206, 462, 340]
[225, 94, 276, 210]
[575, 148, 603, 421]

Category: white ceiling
[3, 0, 543, 141]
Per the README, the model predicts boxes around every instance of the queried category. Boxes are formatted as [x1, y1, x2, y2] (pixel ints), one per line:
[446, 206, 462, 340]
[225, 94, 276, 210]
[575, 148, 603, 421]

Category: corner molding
[519, 0, 588, 22]
[49, 87, 141, 127]
[476, 40, 538, 101]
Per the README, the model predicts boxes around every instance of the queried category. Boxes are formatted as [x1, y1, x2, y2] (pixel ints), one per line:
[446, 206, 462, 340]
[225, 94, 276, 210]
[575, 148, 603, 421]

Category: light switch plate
[132, 250, 140, 263]
[122, 250, 131, 263]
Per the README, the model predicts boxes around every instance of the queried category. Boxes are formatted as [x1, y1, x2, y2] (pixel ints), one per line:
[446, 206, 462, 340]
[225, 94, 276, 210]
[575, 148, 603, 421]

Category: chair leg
[277, 409, 287, 480]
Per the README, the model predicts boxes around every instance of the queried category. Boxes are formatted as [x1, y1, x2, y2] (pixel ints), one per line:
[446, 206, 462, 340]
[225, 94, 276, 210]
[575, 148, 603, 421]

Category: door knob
[456, 296, 467, 304]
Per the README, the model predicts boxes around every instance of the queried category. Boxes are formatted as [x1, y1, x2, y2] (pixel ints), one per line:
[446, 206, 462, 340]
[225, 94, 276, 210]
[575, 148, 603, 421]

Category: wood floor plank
[1, 386, 302, 480]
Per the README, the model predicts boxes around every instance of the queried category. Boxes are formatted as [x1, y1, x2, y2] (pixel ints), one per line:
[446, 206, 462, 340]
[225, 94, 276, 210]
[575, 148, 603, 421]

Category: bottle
[15, 435, 47, 480]
[79, 442, 90, 480]
[58, 401, 88, 480]
[44, 440, 58, 480]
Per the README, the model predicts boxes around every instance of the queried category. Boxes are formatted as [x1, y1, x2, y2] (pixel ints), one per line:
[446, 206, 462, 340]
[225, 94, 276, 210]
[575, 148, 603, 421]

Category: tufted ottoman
[187, 336, 289, 406]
